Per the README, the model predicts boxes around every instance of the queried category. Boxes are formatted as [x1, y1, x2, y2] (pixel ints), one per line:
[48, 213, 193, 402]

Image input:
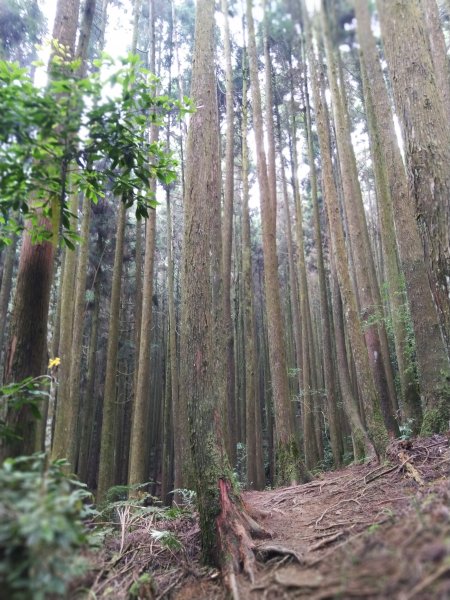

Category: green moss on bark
[275, 437, 311, 486]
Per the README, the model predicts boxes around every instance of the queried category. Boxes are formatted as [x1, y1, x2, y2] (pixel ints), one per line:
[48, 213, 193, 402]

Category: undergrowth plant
[0, 453, 95, 600]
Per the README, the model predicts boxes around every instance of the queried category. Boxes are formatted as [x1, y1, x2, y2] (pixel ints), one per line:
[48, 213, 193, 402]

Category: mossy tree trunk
[179, 0, 269, 582]
[377, 0, 450, 433]
[354, 0, 423, 431]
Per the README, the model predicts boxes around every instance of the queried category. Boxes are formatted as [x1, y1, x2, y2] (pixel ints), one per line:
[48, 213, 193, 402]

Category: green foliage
[129, 572, 156, 598]
[233, 441, 247, 489]
[149, 529, 183, 551]
[0, 376, 50, 441]
[0, 49, 193, 247]
[0, 453, 95, 600]
[399, 418, 415, 441]
[171, 488, 197, 509]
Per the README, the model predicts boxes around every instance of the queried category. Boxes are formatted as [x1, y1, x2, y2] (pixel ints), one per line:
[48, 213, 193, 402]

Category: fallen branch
[312, 498, 362, 528]
[398, 451, 425, 486]
[309, 530, 345, 551]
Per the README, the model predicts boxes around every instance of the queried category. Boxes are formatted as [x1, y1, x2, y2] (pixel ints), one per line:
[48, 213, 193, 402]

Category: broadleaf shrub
[0, 453, 95, 599]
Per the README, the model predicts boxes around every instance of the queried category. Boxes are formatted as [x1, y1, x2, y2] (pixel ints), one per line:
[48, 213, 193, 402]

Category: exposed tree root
[216, 479, 271, 597]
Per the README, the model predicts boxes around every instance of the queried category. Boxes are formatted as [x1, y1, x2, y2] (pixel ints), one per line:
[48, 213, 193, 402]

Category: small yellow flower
[48, 357, 61, 369]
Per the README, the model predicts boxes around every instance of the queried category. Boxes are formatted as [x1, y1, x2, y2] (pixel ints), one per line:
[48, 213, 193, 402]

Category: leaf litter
[70, 434, 450, 599]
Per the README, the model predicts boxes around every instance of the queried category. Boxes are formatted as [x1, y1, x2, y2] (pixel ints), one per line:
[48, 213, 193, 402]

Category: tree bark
[246, 0, 310, 485]
[377, 0, 450, 432]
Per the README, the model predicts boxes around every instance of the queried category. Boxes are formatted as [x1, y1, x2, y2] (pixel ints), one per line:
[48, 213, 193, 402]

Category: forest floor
[73, 434, 450, 599]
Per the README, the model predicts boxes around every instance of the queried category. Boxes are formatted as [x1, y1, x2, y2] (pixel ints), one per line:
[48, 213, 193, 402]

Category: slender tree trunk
[220, 0, 236, 467]
[246, 0, 310, 485]
[78, 270, 101, 483]
[320, 0, 399, 436]
[128, 0, 158, 491]
[0, 232, 17, 366]
[97, 200, 127, 501]
[241, 50, 264, 490]
[302, 2, 388, 457]
[303, 55, 343, 467]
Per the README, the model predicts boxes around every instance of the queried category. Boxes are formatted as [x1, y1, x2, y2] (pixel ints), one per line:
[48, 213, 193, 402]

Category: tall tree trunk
[179, 1, 267, 583]
[320, 0, 399, 436]
[51, 0, 98, 464]
[77, 267, 101, 483]
[354, 0, 422, 431]
[97, 200, 127, 501]
[241, 48, 265, 490]
[246, 0, 310, 485]
[302, 1, 388, 458]
[220, 0, 236, 467]
[377, 0, 450, 432]
[0, 0, 81, 460]
[303, 54, 343, 467]
[285, 101, 320, 470]
[128, 0, 158, 491]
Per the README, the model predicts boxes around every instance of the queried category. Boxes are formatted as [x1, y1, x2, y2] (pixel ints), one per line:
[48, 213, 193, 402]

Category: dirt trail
[236, 435, 450, 599]
[77, 435, 450, 599]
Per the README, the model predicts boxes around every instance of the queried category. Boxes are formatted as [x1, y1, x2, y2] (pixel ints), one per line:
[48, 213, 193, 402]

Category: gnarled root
[216, 479, 271, 598]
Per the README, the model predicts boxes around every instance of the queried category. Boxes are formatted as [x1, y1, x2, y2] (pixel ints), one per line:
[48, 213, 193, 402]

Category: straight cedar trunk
[246, 0, 310, 485]
[354, 0, 422, 430]
[330, 254, 368, 462]
[77, 267, 101, 483]
[285, 101, 320, 470]
[377, 0, 450, 433]
[165, 5, 186, 496]
[51, 197, 77, 462]
[133, 2, 143, 393]
[320, 0, 399, 437]
[0, 0, 81, 460]
[301, 1, 387, 458]
[128, 0, 158, 491]
[221, 0, 236, 467]
[278, 120, 301, 411]
[68, 0, 109, 474]
[179, 0, 267, 582]
[241, 51, 264, 490]
[303, 58, 343, 467]
[97, 200, 127, 502]
[0, 232, 17, 368]
[419, 0, 450, 117]
[50, 0, 98, 464]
